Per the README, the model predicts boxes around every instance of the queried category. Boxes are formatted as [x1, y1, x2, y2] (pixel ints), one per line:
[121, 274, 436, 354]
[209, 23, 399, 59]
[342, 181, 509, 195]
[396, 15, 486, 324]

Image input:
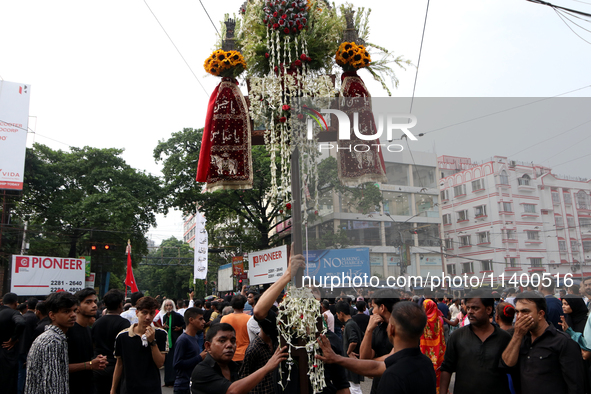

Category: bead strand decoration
[277, 286, 326, 394]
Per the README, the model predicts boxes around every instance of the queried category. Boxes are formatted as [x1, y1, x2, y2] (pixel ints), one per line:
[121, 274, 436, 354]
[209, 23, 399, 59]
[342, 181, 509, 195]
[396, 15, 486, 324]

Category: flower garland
[335, 41, 371, 71]
[277, 286, 326, 394]
[204, 49, 247, 78]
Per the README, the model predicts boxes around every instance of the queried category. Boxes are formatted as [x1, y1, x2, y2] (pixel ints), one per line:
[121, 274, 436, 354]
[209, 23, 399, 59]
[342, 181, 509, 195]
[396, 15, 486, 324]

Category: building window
[444, 238, 454, 250]
[526, 231, 540, 241]
[506, 257, 518, 268]
[571, 240, 579, 251]
[499, 202, 513, 212]
[462, 262, 474, 274]
[471, 179, 484, 191]
[523, 204, 536, 213]
[580, 218, 591, 228]
[530, 258, 543, 268]
[474, 205, 487, 218]
[556, 216, 564, 227]
[442, 213, 452, 225]
[552, 192, 561, 205]
[559, 240, 567, 252]
[518, 174, 531, 186]
[499, 170, 509, 185]
[564, 193, 572, 205]
[459, 235, 471, 247]
[412, 165, 436, 189]
[477, 232, 490, 244]
[447, 264, 456, 275]
[457, 210, 469, 222]
[567, 216, 575, 229]
[583, 241, 591, 252]
[481, 260, 493, 271]
[383, 191, 411, 216]
[577, 191, 590, 210]
[454, 184, 467, 197]
[504, 229, 516, 240]
[440, 189, 449, 201]
[385, 162, 409, 186]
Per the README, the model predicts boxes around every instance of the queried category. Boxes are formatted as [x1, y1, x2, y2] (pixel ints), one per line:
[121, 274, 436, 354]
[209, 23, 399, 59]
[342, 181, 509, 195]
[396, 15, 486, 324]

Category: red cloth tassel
[196, 84, 221, 182]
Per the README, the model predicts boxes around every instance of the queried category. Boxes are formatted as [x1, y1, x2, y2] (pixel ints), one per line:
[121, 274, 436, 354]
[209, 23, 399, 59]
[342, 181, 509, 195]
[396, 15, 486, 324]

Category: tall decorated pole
[195, 3, 409, 393]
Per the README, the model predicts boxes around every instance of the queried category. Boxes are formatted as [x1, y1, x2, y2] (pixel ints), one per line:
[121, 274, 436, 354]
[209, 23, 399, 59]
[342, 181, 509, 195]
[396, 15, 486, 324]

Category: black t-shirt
[203, 309, 214, 324]
[114, 325, 169, 394]
[67, 322, 94, 394]
[378, 347, 436, 394]
[342, 319, 364, 384]
[351, 313, 370, 336]
[91, 314, 131, 364]
[191, 353, 240, 394]
[370, 321, 394, 394]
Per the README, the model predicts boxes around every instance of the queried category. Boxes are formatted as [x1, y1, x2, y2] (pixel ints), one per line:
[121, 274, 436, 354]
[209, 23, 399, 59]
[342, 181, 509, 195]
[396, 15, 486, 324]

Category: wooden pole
[290, 147, 304, 287]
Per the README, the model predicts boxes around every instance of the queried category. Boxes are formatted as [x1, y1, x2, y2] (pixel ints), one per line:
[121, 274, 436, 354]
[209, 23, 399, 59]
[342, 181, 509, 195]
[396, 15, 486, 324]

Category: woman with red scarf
[421, 299, 446, 394]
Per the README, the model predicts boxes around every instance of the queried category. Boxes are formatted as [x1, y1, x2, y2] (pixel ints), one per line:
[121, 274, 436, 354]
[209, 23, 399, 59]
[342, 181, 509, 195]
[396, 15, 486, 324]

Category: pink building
[439, 155, 591, 285]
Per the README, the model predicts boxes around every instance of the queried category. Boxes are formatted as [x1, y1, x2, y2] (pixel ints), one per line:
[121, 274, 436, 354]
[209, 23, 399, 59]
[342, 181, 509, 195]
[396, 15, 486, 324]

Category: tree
[154, 128, 288, 252]
[15, 144, 165, 279]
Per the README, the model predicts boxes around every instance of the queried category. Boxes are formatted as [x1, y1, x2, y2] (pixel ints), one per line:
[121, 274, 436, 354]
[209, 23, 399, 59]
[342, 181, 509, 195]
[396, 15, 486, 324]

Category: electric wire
[198, 0, 221, 38]
[554, 8, 591, 44]
[143, 0, 209, 97]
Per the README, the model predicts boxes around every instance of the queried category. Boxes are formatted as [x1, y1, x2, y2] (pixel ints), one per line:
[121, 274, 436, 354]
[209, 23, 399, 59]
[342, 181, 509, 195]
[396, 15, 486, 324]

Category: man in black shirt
[91, 289, 130, 394]
[33, 301, 50, 341]
[191, 323, 287, 394]
[317, 301, 436, 394]
[502, 291, 585, 394]
[359, 289, 399, 394]
[351, 300, 370, 336]
[440, 289, 512, 394]
[68, 288, 108, 394]
[335, 301, 364, 394]
[17, 297, 39, 394]
[0, 292, 25, 394]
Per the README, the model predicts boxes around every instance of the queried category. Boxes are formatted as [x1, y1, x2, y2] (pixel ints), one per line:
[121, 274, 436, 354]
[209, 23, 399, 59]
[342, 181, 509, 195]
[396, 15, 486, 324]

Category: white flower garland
[277, 286, 327, 394]
[247, 25, 335, 204]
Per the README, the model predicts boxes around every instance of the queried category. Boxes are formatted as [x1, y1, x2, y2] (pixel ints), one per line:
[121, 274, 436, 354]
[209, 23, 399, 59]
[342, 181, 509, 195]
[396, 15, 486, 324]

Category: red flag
[125, 243, 139, 293]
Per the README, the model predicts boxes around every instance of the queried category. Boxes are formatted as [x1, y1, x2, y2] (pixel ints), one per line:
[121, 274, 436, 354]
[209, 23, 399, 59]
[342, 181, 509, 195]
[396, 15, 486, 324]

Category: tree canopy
[15, 143, 165, 282]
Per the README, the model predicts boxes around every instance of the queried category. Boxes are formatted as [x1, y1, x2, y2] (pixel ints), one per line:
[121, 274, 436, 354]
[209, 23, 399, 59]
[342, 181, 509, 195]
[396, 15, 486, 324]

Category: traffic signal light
[238, 279, 243, 284]
[104, 245, 110, 250]
[91, 245, 97, 250]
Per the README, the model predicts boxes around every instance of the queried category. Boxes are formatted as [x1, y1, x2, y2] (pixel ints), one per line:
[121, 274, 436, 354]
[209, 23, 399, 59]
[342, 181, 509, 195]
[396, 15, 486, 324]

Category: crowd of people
[2, 254, 591, 394]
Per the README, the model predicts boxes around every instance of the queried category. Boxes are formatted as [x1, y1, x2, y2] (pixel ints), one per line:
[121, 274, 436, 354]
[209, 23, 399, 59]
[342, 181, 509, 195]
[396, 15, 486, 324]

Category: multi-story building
[439, 155, 591, 284]
[183, 213, 197, 248]
[304, 149, 443, 279]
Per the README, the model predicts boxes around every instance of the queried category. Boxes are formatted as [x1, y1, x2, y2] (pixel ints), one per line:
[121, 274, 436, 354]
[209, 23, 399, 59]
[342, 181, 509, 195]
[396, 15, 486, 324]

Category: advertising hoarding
[0, 81, 31, 190]
[248, 245, 288, 286]
[11, 254, 86, 296]
[304, 248, 371, 283]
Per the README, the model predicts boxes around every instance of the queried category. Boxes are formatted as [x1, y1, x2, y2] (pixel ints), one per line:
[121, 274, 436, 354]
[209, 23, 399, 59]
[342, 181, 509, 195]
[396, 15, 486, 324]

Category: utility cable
[143, 0, 209, 97]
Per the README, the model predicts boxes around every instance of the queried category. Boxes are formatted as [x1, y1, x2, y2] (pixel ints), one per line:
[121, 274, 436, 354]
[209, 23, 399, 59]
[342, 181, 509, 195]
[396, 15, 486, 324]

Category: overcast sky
[2, 0, 590, 245]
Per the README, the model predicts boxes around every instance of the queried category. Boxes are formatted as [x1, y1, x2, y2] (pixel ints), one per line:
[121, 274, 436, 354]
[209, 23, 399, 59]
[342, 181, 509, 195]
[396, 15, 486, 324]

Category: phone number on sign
[50, 287, 83, 293]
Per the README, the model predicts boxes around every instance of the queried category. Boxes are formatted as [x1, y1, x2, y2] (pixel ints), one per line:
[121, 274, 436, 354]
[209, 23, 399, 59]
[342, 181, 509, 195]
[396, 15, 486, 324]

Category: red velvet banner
[337, 71, 387, 186]
[196, 78, 253, 191]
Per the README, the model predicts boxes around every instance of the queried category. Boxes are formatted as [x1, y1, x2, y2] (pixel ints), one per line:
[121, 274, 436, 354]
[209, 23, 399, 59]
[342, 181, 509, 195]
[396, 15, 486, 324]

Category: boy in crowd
[111, 296, 168, 394]
[173, 307, 207, 394]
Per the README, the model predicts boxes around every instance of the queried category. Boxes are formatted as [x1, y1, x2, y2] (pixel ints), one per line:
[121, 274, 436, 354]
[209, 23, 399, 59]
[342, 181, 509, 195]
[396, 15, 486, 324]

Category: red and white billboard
[248, 245, 288, 285]
[11, 255, 86, 296]
[0, 81, 31, 190]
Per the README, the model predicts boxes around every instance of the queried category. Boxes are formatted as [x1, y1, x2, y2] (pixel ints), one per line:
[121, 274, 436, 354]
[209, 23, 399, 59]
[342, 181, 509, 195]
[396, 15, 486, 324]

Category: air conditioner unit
[509, 161, 516, 168]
